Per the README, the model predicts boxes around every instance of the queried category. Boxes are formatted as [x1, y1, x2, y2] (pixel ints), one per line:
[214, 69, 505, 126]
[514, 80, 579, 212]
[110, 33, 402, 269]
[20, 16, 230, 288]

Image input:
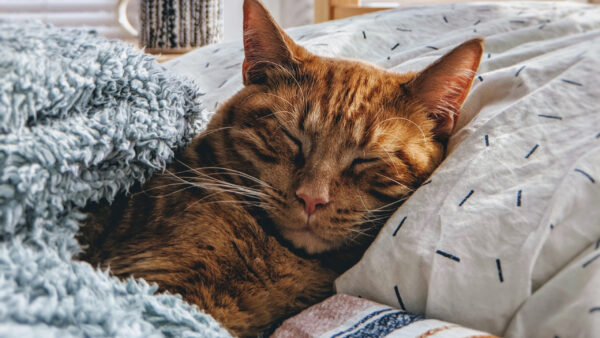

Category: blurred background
[0, 0, 592, 51]
[0, 0, 321, 42]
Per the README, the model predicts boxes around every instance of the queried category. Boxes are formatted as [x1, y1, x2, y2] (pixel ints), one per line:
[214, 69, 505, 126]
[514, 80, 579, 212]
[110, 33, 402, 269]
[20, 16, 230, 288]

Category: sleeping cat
[78, 0, 483, 336]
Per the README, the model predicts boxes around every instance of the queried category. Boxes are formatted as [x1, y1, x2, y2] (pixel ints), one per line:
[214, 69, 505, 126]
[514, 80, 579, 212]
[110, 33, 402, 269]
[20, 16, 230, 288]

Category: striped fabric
[271, 294, 495, 338]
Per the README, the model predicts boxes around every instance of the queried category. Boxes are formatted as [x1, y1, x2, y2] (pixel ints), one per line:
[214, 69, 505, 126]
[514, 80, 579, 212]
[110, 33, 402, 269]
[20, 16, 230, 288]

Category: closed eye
[281, 128, 302, 151]
[350, 157, 379, 168]
[281, 127, 305, 167]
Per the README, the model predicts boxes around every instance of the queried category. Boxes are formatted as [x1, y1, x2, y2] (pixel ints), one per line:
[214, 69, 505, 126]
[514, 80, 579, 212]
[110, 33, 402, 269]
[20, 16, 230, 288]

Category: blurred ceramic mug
[118, 0, 224, 53]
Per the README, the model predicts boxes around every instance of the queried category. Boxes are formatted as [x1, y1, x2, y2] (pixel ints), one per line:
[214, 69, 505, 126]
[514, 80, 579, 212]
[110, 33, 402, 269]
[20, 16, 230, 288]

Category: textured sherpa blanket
[0, 21, 229, 337]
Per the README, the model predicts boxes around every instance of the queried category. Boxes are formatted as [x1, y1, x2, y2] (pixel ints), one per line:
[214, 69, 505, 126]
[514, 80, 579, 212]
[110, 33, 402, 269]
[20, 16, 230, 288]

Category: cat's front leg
[214, 236, 338, 337]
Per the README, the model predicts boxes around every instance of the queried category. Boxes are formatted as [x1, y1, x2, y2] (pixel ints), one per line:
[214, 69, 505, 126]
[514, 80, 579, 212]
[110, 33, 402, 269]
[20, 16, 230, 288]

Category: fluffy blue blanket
[0, 21, 229, 337]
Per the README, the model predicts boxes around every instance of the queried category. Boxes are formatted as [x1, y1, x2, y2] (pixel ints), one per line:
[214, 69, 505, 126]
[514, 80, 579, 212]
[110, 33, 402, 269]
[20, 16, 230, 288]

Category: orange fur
[78, 1, 483, 336]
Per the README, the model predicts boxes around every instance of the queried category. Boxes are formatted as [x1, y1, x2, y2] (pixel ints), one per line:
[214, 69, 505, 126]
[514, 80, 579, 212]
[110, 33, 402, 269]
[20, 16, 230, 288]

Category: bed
[165, 1, 600, 337]
[1, 1, 598, 337]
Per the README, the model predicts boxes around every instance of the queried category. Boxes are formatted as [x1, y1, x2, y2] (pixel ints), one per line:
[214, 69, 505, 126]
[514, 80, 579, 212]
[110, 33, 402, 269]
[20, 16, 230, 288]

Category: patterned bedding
[271, 294, 496, 338]
[166, 2, 600, 337]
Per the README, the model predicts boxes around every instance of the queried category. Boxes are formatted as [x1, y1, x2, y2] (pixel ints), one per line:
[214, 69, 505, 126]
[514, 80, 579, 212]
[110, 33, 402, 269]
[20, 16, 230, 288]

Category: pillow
[335, 6, 600, 338]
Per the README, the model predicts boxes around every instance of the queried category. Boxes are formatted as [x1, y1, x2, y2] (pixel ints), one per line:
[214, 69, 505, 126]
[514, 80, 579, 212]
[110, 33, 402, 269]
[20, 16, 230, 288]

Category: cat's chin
[280, 228, 336, 255]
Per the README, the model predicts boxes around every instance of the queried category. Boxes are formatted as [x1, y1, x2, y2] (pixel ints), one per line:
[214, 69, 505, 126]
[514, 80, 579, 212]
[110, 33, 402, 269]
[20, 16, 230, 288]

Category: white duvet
[166, 2, 600, 337]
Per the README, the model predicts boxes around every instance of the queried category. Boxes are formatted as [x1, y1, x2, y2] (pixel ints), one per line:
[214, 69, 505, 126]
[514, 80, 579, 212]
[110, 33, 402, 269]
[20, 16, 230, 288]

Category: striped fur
[78, 1, 483, 336]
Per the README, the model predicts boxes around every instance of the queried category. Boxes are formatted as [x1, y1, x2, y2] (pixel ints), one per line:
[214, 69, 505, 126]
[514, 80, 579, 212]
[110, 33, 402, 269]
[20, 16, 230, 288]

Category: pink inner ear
[413, 39, 483, 138]
[424, 71, 477, 134]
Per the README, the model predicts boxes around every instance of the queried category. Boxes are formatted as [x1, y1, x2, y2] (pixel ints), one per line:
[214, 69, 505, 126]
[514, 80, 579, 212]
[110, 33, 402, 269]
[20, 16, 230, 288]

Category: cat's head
[206, 0, 482, 254]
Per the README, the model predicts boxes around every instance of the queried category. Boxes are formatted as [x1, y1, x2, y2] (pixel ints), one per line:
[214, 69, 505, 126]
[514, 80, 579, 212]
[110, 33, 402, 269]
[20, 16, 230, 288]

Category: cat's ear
[242, 0, 305, 85]
[409, 38, 483, 139]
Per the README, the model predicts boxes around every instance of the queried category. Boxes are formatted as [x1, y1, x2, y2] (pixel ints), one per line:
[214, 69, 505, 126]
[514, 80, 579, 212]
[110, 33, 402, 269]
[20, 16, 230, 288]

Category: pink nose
[296, 188, 329, 216]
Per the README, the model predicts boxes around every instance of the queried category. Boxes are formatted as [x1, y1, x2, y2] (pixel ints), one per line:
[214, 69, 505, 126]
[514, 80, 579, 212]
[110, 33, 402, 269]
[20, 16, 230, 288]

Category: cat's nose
[296, 186, 329, 217]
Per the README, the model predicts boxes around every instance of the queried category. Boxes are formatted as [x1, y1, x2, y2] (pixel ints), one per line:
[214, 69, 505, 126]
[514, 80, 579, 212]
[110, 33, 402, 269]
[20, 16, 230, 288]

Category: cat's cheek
[265, 202, 303, 227]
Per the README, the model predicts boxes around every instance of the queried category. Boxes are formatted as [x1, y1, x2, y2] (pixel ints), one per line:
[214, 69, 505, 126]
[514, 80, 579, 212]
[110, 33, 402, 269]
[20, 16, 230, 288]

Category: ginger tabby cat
[78, 0, 483, 336]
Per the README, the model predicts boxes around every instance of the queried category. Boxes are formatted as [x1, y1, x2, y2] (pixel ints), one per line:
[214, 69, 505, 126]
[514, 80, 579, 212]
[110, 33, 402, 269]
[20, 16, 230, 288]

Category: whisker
[348, 228, 377, 237]
[381, 150, 402, 177]
[182, 185, 278, 211]
[376, 173, 415, 193]
[260, 93, 295, 111]
[196, 126, 234, 138]
[273, 110, 299, 127]
[257, 109, 295, 123]
[139, 185, 198, 198]
[355, 196, 407, 213]
[131, 181, 191, 197]
[163, 169, 269, 201]
[185, 199, 277, 211]
[361, 215, 392, 223]
[374, 116, 428, 145]
[357, 193, 370, 213]
[252, 60, 306, 105]
[194, 183, 269, 198]
[175, 162, 274, 189]
[173, 177, 267, 198]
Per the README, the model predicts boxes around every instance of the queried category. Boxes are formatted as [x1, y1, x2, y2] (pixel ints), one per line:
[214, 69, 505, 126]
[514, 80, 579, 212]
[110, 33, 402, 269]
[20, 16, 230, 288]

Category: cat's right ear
[409, 38, 483, 139]
[242, 0, 305, 85]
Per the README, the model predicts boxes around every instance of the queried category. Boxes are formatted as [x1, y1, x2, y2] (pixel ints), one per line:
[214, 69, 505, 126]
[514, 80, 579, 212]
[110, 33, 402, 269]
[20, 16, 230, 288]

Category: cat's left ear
[409, 39, 483, 139]
[242, 0, 306, 85]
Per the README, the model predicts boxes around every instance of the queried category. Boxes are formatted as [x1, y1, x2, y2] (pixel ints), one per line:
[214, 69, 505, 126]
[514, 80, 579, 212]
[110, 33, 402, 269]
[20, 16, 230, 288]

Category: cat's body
[79, 150, 338, 336]
[78, 1, 483, 336]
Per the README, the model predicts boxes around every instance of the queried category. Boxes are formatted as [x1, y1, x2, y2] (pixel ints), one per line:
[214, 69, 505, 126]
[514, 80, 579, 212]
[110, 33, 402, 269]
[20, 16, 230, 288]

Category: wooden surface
[134, 44, 195, 63]
[315, 0, 395, 23]
[332, 5, 393, 21]
[315, 0, 598, 23]
[155, 53, 188, 63]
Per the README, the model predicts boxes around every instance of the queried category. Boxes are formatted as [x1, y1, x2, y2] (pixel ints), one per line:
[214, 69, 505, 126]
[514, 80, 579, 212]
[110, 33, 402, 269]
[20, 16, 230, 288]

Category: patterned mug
[118, 0, 224, 53]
